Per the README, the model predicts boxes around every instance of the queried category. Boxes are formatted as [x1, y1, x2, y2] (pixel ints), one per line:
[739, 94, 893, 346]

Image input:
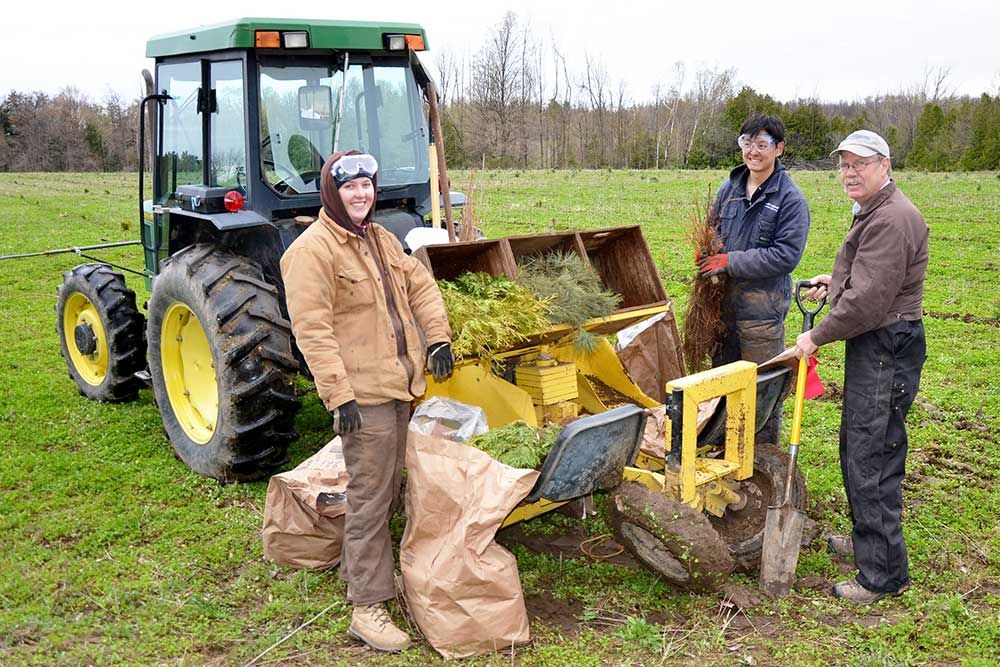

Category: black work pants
[714, 317, 785, 445]
[840, 319, 925, 593]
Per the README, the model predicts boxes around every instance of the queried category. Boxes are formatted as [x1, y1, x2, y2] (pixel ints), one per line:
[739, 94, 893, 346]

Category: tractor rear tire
[56, 263, 145, 402]
[708, 443, 808, 572]
[605, 481, 734, 593]
[147, 244, 300, 482]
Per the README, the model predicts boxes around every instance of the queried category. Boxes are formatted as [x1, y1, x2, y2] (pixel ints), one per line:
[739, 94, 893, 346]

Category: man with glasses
[699, 114, 811, 445]
[793, 130, 928, 605]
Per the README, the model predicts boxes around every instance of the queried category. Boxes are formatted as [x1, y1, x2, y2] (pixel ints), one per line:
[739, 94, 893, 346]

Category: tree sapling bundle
[466, 421, 562, 469]
[517, 250, 621, 353]
[438, 272, 550, 360]
[682, 201, 728, 373]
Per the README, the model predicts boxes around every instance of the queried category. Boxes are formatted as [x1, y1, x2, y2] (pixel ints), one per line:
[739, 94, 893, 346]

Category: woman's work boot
[348, 602, 411, 652]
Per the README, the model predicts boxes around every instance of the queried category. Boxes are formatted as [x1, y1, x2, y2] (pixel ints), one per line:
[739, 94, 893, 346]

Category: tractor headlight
[282, 31, 309, 49]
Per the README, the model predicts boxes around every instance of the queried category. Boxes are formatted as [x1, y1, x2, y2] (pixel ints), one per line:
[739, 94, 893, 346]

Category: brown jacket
[811, 183, 928, 346]
[280, 211, 451, 410]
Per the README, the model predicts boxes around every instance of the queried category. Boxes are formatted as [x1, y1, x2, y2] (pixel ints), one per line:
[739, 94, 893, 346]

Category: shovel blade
[759, 504, 806, 597]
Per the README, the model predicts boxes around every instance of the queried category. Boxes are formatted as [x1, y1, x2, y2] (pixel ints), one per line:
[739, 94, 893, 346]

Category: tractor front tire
[708, 443, 808, 571]
[606, 481, 734, 593]
[147, 244, 300, 482]
[56, 263, 145, 402]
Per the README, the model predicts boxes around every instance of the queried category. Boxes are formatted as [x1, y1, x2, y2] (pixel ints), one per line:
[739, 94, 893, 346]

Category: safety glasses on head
[737, 133, 777, 153]
[331, 153, 379, 185]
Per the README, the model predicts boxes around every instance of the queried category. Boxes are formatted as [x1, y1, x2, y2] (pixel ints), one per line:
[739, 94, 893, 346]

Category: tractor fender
[160, 205, 271, 231]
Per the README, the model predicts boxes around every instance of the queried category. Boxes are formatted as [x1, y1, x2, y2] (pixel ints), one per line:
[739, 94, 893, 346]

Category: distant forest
[2, 12, 999, 173]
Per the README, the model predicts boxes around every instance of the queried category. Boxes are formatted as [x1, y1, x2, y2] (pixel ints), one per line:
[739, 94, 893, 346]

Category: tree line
[2, 11, 999, 173]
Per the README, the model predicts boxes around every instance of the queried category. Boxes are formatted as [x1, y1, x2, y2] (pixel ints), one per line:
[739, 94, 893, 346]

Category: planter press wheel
[708, 443, 808, 572]
[605, 481, 734, 593]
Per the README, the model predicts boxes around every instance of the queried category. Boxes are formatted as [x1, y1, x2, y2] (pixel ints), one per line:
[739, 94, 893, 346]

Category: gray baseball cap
[830, 130, 891, 159]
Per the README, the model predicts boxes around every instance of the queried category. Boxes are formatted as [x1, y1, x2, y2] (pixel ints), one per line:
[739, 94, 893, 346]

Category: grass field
[1, 170, 998, 666]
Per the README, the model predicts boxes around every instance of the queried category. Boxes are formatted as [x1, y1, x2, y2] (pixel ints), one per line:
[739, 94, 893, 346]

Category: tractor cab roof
[145, 17, 428, 58]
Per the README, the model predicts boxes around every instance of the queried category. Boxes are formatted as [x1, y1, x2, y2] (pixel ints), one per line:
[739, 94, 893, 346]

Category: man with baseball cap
[791, 130, 928, 604]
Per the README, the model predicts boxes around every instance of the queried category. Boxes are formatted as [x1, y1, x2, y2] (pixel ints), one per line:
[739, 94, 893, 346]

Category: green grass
[1, 170, 999, 665]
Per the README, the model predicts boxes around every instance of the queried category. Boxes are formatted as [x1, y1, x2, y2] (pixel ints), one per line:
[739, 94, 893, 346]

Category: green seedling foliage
[517, 250, 621, 352]
[437, 272, 550, 359]
[466, 420, 561, 469]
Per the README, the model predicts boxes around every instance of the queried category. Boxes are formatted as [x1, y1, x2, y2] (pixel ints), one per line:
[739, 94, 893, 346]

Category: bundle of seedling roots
[682, 200, 728, 373]
[438, 251, 621, 360]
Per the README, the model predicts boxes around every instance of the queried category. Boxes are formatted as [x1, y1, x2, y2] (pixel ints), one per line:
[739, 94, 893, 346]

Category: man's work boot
[832, 579, 909, 605]
[349, 602, 411, 652]
[827, 534, 854, 557]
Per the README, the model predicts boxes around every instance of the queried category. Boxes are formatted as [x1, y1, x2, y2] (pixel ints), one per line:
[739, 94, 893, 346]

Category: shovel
[759, 280, 825, 596]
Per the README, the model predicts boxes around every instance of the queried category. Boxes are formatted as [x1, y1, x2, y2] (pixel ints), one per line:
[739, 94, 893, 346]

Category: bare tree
[469, 11, 528, 167]
[579, 52, 611, 165]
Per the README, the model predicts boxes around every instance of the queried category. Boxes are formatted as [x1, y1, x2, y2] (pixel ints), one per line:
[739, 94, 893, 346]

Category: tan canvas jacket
[280, 211, 451, 410]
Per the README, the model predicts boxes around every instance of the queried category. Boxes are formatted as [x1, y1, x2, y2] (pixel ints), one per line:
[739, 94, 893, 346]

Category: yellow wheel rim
[161, 302, 219, 444]
[63, 292, 109, 386]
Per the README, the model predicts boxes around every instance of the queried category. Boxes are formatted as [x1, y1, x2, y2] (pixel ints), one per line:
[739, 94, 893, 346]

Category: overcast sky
[4, 0, 998, 104]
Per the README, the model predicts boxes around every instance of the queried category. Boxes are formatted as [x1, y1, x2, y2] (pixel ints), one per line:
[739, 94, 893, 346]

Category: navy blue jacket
[711, 160, 810, 322]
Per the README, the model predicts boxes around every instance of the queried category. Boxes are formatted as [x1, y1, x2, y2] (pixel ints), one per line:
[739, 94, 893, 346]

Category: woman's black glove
[330, 400, 363, 434]
[426, 342, 454, 380]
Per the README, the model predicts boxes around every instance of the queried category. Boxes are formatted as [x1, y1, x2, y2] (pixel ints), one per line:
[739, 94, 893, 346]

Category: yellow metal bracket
[665, 361, 757, 506]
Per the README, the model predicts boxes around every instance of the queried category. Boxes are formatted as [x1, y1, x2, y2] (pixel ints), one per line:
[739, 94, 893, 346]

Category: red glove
[697, 253, 728, 277]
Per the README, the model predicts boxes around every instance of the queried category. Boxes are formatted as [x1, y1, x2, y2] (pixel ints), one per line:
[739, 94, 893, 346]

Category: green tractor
[56, 18, 458, 482]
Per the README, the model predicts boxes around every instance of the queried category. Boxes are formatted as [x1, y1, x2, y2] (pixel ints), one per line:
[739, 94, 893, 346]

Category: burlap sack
[400, 431, 540, 659]
[261, 437, 350, 570]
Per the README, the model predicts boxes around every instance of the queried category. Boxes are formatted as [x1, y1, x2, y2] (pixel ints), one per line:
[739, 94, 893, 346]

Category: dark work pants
[714, 317, 785, 445]
[340, 400, 409, 606]
[841, 319, 925, 593]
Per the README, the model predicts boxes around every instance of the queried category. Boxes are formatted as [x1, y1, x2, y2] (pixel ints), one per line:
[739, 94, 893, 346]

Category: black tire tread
[56, 264, 145, 402]
[148, 244, 300, 482]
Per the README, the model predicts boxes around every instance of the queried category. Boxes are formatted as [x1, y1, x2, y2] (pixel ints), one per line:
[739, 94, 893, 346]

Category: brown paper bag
[261, 437, 350, 570]
[640, 398, 721, 459]
[616, 308, 686, 403]
[400, 431, 540, 659]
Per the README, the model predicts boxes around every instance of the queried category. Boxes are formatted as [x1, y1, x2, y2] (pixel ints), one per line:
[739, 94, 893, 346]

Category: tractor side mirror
[298, 85, 333, 131]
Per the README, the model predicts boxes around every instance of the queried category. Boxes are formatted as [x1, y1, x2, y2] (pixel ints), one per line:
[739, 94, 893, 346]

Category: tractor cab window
[258, 56, 428, 197]
[209, 60, 247, 192]
[156, 61, 203, 204]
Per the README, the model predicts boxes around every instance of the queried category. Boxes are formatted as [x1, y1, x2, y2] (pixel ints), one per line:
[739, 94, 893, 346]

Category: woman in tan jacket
[280, 151, 453, 652]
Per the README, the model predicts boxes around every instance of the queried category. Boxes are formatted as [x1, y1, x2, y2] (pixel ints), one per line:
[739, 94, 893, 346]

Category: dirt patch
[497, 523, 641, 569]
[793, 574, 832, 592]
[524, 590, 584, 634]
[925, 310, 1000, 327]
[951, 418, 997, 443]
[583, 375, 635, 409]
[814, 379, 843, 403]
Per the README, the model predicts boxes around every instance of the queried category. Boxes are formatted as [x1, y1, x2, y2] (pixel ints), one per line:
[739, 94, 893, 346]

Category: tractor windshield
[258, 56, 429, 196]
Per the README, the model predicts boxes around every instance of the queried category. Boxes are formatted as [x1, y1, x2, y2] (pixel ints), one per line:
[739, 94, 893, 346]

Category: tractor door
[149, 56, 249, 275]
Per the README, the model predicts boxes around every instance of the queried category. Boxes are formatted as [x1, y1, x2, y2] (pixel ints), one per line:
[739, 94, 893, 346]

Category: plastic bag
[408, 395, 489, 442]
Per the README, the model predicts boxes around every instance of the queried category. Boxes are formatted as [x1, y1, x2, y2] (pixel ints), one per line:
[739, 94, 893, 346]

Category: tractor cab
[142, 18, 444, 280]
